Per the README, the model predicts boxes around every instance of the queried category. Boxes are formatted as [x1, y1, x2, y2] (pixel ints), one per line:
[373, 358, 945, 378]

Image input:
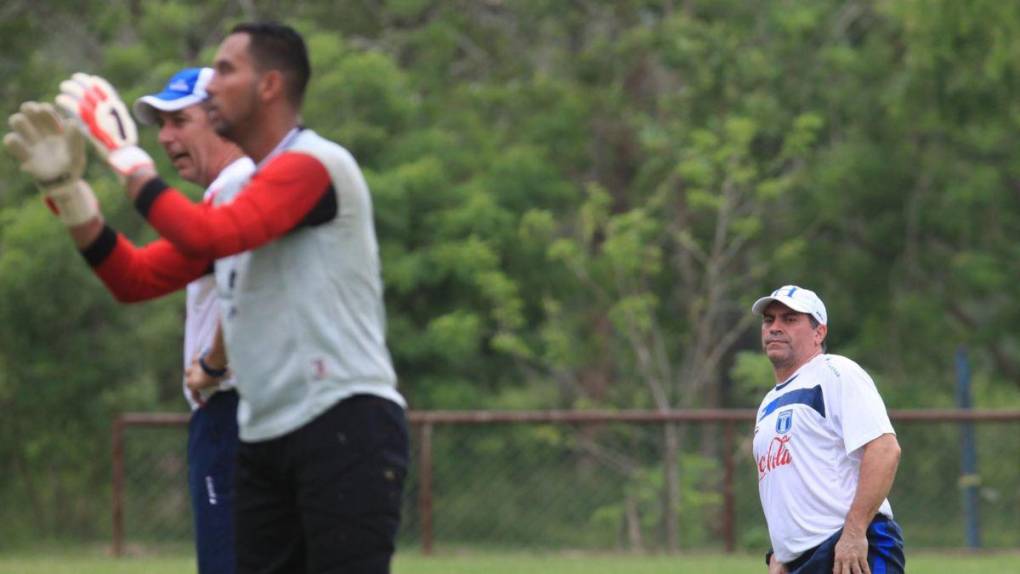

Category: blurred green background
[1, 0, 1019, 553]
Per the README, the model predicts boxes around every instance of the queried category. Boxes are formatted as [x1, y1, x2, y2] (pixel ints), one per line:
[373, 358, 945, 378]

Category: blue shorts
[785, 514, 905, 574]
[188, 390, 240, 574]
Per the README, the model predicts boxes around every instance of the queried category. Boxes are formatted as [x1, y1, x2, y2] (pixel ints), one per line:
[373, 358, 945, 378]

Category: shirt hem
[238, 383, 405, 442]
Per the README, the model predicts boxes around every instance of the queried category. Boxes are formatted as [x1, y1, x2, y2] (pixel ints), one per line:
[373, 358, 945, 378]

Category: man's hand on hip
[832, 527, 870, 574]
[3, 101, 99, 226]
[186, 357, 229, 394]
[55, 73, 155, 184]
[768, 553, 788, 574]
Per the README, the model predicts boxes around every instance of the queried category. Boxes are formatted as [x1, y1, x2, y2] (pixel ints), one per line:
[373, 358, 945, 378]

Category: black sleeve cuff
[295, 184, 338, 229]
[134, 177, 170, 218]
[80, 224, 119, 268]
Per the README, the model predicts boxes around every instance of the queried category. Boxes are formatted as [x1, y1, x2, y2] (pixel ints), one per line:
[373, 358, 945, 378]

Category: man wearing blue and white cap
[130, 67, 254, 574]
[751, 285, 905, 574]
[36, 67, 252, 573]
[134, 67, 214, 123]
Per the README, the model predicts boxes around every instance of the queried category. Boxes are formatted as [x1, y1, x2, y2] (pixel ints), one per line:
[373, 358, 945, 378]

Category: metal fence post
[418, 421, 434, 555]
[955, 348, 982, 549]
[723, 421, 735, 553]
[111, 416, 125, 557]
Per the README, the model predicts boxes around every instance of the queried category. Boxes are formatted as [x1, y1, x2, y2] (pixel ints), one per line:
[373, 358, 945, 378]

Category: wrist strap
[198, 352, 228, 378]
[37, 171, 75, 191]
[44, 179, 99, 226]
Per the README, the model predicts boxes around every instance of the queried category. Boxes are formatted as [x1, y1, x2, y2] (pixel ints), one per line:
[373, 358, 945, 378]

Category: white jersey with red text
[752, 353, 895, 563]
[182, 157, 255, 410]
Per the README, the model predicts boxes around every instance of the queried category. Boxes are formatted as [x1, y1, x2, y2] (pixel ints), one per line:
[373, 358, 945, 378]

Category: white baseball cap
[133, 67, 214, 126]
[751, 285, 827, 325]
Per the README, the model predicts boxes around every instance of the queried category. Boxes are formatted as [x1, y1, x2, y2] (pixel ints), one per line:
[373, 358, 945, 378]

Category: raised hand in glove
[3, 101, 99, 226]
[55, 73, 154, 182]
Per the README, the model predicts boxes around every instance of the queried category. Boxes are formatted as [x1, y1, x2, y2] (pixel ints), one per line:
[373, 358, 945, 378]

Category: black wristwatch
[198, 351, 228, 378]
[765, 548, 773, 566]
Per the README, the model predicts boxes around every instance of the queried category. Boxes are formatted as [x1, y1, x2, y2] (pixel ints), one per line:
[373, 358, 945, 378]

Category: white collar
[257, 127, 302, 170]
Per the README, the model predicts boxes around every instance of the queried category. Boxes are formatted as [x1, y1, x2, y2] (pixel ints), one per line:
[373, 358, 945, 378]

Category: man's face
[155, 105, 220, 185]
[761, 301, 826, 371]
[206, 32, 260, 141]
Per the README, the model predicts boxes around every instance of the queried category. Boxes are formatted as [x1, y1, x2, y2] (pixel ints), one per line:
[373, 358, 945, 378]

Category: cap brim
[751, 295, 813, 316]
[132, 93, 205, 125]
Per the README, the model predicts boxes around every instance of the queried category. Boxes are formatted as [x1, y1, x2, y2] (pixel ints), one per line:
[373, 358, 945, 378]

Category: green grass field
[0, 549, 1017, 574]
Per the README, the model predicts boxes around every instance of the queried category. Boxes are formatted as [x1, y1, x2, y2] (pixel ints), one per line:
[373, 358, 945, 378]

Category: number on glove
[55, 72, 153, 181]
[56, 73, 138, 156]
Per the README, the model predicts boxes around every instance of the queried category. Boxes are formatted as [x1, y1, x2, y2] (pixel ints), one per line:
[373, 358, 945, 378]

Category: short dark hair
[808, 316, 827, 352]
[230, 21, 310, 108]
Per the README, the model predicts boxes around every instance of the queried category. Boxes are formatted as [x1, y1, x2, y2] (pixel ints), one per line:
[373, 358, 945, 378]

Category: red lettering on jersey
[757, 436, 793, 480]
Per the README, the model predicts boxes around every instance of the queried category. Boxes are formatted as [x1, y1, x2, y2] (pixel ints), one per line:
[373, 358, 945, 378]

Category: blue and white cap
[132, 67, 214, 125]
[752, 285, 827, 325]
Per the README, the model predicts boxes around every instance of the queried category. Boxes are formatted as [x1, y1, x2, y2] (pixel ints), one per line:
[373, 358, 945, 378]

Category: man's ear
[815, 323, 828, 347]
[258, 69, 285, 104]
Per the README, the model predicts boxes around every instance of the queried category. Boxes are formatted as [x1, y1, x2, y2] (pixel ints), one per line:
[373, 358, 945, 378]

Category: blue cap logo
[132, 67, 214, 125]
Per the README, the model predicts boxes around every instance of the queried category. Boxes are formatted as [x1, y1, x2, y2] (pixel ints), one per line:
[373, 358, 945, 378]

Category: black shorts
[234, 394, 409, 574]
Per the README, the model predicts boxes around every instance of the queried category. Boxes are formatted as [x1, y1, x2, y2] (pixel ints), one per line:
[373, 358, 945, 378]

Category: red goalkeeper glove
[56, 73, 154, 182]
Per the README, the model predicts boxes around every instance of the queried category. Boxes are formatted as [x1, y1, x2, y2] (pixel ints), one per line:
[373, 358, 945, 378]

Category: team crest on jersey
[776, 409, 793, 434]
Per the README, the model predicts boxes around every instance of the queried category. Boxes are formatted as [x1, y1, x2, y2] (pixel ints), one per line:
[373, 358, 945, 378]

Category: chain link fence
[111, 410, 1020, 555]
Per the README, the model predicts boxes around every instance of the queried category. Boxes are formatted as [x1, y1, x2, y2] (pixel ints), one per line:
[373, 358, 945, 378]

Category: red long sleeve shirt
[83, 151, 337, 302]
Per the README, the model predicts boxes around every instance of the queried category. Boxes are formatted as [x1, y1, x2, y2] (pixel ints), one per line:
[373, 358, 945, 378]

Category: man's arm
[186, 321, 229, 395]
[58, 72, 336, 259]
[3, 100, 206, 302]
[79, 223, 212, 303]
[124, 152, 336, 259]
[68, 216, 106, 249]
[832, 433, 901, 574]
[768, 552, 789, 574]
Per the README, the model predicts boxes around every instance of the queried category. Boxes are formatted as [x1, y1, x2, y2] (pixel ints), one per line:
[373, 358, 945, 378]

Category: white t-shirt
[752, 353, 895, 563]
[182, 157, 256, 410]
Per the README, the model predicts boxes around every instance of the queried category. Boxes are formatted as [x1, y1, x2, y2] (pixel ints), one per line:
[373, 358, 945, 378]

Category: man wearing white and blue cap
[751, 285, 905, 574]
[3, 66, 253, 573]
[134, 67, 214, 124]
[130, 67, 254, 574]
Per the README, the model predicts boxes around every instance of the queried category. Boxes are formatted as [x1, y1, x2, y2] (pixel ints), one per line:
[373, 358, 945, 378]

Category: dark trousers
[787, 514, 906, 574]
[235, 395, 409, 574]
[188, 390, 240, 574]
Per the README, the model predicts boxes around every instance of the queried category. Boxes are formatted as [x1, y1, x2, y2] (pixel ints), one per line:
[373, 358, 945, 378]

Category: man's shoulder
[814, 354, 874, 385]
[290, 129, 355, 163]
[821, 353, 867, 372]
[207, 157, 256, 201]
[229, 156, 256, 175]
[219, 156, 256, 184]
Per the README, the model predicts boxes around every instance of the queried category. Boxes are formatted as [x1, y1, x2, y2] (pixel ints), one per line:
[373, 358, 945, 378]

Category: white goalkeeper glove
[3, 101, 99, 226]
[55, 73, 155, 182]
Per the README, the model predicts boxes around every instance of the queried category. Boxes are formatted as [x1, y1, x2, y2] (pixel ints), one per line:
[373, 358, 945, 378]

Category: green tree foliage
[1, 0, 1019, 544]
